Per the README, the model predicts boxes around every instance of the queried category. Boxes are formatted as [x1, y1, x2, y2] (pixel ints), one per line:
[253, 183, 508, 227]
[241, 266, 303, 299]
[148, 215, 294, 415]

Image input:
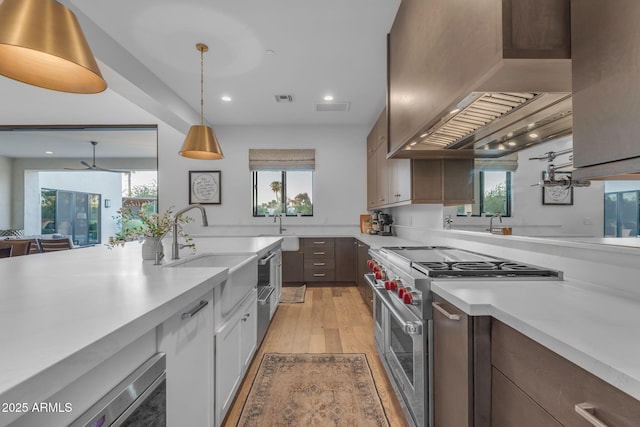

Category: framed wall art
[189, 170, 221, 205]
[542, 171, 573, 205]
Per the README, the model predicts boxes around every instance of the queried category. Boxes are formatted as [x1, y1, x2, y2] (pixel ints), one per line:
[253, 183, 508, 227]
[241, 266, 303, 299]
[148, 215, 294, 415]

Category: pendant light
[179, 43, 223, 160]
[0, 0, 106, 93]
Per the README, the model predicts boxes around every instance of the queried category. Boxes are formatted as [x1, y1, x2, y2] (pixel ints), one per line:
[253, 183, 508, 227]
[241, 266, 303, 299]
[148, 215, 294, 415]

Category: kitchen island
[0, 236, 281, 426]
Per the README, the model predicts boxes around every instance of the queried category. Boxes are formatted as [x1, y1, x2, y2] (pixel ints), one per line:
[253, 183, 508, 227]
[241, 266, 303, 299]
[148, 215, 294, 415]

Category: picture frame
[542, 171, 573, 205]
[189, 170, 221, 205]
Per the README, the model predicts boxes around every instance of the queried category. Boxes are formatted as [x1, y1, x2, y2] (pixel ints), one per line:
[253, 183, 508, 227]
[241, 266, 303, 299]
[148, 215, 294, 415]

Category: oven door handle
[371, 284, 423, 336]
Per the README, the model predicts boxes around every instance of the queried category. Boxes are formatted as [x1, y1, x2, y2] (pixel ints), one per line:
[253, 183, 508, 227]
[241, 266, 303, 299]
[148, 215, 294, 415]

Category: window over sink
[252, 170, 313, 216]
[456, 170, 512, 217]
[249, 149, 315, 217]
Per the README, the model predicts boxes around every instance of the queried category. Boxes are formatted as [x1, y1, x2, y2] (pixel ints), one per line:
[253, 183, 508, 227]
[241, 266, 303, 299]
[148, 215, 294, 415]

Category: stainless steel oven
[371, 280, 427, 427]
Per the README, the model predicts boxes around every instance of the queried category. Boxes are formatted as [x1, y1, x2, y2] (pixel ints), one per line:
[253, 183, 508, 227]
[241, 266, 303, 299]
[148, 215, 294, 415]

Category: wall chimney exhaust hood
[387, 0, 572, 161]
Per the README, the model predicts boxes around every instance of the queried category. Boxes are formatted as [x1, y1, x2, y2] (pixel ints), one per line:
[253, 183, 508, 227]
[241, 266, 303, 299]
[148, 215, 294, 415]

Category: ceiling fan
[66, 141, 128, 173]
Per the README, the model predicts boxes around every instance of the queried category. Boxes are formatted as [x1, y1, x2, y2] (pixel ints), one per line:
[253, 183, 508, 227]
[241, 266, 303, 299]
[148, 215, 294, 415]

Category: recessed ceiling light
[323, 95, 334, 101]
[45, 151, 53, 155]
[529, 133, 539, 138]
[449, 108, 460, 114]
[404, 146, 412, 150]
[498, 144, 506, 150]
[410, 141, 417, 146]
[221, 96, 232, 102]
[528, 122, 536, 128]
[420, 133, 428, 138]
[507, 132, 514, 137]
[507, 141, 517, 146]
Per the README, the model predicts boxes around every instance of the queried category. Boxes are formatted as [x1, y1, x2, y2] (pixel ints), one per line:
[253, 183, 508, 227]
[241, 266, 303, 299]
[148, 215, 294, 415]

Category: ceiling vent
[315, 102, 350, 112]
[274, 94, 294, 103]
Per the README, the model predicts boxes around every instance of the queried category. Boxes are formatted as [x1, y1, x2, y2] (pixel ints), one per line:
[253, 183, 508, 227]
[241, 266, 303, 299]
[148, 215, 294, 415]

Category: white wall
[158, 124, 368, 235]
[0, 155, 11, 229]
[441, 136, 605, 237]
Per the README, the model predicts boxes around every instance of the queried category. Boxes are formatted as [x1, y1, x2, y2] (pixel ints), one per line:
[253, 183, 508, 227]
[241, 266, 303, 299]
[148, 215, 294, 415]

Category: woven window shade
[474, 154, 518, 171]
[249, 149, 316, 171]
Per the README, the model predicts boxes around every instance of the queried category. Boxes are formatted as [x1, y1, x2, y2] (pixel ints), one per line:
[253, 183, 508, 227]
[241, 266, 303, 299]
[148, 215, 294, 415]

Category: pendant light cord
[200, 46, 204, 126]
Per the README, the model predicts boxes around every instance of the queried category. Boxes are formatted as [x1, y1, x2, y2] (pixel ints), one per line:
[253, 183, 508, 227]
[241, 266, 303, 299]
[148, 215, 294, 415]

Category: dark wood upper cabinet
[572, 1, 640, 180]
[387, 0, 571, 155]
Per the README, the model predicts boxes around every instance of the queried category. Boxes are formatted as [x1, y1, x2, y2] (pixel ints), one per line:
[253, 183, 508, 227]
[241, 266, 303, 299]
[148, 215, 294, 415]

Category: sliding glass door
[41, 189, 101, 245]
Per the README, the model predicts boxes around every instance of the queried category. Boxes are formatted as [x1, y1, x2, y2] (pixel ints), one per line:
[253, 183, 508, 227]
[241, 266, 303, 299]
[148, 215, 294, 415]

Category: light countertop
[0, 236, 280, 418]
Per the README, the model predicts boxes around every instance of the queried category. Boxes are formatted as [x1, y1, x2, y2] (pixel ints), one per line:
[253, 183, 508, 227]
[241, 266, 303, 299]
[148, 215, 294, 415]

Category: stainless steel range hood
[397, 91, 572, 159]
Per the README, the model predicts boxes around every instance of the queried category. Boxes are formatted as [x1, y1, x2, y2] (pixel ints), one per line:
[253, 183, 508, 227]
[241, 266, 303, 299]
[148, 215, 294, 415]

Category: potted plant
[108, 204, 193, 260]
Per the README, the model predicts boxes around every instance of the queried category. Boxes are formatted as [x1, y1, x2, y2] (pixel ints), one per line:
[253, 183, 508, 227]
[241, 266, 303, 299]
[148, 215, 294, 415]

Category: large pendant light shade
[179, 43, 223, 160]
[0, 0, 107, 94]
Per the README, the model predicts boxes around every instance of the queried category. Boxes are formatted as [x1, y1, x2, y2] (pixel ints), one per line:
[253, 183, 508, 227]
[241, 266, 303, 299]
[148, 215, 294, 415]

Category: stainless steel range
[365, 246, 561, 427]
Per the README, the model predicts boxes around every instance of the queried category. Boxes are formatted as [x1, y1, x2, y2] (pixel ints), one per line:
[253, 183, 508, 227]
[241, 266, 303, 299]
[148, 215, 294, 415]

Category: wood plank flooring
[222, 284, 410, 427]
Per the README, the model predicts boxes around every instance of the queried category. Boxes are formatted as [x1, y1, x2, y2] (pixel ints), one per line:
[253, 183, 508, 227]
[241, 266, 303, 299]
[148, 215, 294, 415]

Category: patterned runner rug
[279, 284, 306, 303]
[237, 353, 390, 426]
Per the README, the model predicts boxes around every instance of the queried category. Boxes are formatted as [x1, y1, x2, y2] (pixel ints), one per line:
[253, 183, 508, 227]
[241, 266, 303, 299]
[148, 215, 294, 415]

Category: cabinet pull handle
[313, 241, 325, 244]
[314, 251, 325, 255]
[575, 403, 608, 427]
[313, 262, 326, 266]
[181, 300, 209, 320]
[242, 313, 251, 322]
[313, 273, 326, 277]
[432, 302, 460, 321]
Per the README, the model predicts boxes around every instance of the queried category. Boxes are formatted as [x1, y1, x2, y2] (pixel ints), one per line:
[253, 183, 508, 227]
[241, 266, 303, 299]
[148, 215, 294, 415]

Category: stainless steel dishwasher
[257, 251, 276, 345]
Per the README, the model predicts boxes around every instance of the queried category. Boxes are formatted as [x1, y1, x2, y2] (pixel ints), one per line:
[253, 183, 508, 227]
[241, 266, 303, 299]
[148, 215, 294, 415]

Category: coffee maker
[378, 213, 393, 236]
[369, 211, 382, 234]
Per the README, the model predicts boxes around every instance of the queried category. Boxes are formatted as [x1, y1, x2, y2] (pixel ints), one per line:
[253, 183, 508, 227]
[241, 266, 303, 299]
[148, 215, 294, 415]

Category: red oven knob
[385, 280, 397, 291]
[403, 292, 413, 305]
[367, 260, 375, 270]
[397, 287, 406, 299]
[375, 270, 387, 281]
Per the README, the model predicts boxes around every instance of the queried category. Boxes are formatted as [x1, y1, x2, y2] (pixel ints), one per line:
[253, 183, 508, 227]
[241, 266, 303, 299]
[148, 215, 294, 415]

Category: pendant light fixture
[179, 43, 224, 160]
[0, 0, 107, 94]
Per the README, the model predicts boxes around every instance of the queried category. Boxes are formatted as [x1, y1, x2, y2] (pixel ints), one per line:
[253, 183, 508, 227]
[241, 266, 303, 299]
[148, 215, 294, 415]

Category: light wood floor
[222, 284, 410, 427]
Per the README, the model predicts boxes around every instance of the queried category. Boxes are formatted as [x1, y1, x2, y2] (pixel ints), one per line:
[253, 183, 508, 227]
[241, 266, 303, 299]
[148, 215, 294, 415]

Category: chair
[29, 238, 42, 254]
[40, 238, 73, 252]
[3, 239, 31, 256]
[0, 245, 12, 258]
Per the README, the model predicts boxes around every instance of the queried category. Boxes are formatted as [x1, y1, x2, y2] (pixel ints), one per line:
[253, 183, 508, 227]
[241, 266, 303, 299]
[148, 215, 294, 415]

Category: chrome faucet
[168, 204, 209, 262]
[489, 213, 502, 233]
[274, 213, 286, 234]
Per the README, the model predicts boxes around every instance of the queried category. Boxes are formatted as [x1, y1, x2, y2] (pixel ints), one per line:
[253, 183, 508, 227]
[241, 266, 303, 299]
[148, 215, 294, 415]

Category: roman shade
[249, 149, 315, 171]
[474, 154, 518, 171]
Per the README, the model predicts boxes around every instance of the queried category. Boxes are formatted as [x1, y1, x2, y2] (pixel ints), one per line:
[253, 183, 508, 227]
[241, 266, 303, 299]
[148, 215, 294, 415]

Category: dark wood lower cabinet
[282, 250, 303, 283]
[335, 237, 356, 281]
[491, 368, 561, 427]
[432, 295, 490, 427]
[491, 319, 640, 427]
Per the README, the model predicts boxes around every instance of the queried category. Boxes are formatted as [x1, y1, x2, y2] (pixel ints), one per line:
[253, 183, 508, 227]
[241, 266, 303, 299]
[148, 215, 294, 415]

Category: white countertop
[0, 238, 288, 419]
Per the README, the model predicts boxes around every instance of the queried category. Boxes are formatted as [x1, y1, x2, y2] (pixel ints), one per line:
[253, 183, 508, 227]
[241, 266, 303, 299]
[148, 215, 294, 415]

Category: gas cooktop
[380, 246, 562, 280]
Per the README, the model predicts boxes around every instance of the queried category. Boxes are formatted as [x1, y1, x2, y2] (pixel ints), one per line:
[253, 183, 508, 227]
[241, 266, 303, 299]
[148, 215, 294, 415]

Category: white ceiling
[68, 0, 400, 127]
[0, 1, 400, 159]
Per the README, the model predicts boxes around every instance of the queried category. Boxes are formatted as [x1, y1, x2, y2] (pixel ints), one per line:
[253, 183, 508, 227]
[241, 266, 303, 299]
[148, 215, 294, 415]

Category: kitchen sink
[168, 253, 258, 318]
[258, 235, 299, 251]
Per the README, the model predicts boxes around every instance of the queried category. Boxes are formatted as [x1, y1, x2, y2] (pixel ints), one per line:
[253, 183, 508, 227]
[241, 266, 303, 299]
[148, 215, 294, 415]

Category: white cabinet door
[215, 311, 243, 426]
[158, 289, 214, 427]
[215, 289, 257, 426]
[241, 294, 258, 368]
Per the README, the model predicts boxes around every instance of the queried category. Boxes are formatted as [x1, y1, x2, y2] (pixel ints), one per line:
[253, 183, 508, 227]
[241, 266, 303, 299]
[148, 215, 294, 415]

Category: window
[252, 170, 313, 216]
[457, 170, 512, 217]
